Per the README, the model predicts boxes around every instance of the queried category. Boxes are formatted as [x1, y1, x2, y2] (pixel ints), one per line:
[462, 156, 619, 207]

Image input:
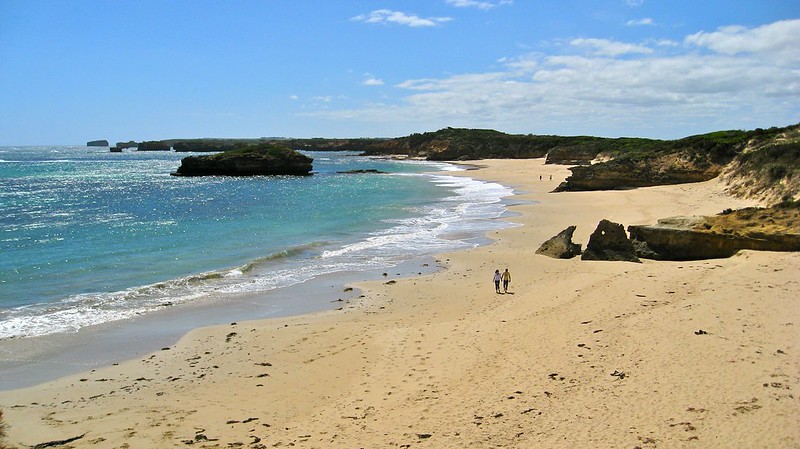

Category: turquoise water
[0, 146, 513, 339]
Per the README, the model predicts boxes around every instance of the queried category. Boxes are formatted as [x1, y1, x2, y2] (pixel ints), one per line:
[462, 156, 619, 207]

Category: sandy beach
[1, 158, 797, 449]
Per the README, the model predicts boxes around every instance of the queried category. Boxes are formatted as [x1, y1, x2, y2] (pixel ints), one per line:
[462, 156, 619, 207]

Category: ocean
[0, 146, 514, 388]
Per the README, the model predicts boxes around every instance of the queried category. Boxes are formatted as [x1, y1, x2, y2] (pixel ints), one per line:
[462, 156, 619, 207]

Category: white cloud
[570, 38, 653, 56]
[351, 9, 452, 27]
[445, 0, 513, 10]
[306, 19, 800, 138]
[626, 17, 654, 26]
[685, 19, 800, 59]
[363, 78, 385, 86]
[625, 0, 644, 6]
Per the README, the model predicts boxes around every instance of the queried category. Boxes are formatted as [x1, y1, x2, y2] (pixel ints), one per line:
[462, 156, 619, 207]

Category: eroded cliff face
[554, 153, 722, 191]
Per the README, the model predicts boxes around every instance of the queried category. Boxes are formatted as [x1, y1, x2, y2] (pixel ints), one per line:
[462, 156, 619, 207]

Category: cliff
[721, 126, 800, 203]
[172, 144, 313, 176]
[554, 125, 799, 198]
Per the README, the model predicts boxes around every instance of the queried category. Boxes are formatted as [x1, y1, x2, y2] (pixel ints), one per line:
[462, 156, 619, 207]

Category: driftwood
[31, 433, 87, 449]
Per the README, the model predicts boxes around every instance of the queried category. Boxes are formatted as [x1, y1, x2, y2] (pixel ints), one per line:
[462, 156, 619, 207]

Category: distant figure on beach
[493, 269, 502, 293]
[539, 175, 542, 181]
[549, 174, 552, 180]
[501, 268, 512, 293]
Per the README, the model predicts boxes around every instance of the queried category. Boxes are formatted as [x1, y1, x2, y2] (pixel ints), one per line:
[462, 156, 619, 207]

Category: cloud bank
[310, 19, 800, 138]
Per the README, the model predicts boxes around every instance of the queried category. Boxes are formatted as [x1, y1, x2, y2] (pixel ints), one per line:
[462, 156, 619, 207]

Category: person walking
[493, 269, 502, 294]
[501, 268, 512, 293]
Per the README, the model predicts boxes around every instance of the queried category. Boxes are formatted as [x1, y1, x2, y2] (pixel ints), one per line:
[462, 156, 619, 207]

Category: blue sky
[1, 0, 798, 145]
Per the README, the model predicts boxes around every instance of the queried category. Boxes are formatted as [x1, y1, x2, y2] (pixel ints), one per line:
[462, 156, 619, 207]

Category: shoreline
[0, 256, 445, 391]
[1, 159, 797, 449]
[0, 160, 511, 390]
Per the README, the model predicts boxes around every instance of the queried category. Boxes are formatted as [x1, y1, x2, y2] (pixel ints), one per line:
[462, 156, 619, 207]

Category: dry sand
[1, 159, 797, 449]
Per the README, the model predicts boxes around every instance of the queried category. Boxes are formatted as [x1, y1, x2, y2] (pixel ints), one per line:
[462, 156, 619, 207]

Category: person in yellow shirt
[501, 268, 511, 293]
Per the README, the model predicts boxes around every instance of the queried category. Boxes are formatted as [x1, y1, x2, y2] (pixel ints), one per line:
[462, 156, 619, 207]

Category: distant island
[86, 139, 109, 147]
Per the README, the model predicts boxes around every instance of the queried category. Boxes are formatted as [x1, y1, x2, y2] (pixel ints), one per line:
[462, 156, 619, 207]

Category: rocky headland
[171, 144, 313, 176]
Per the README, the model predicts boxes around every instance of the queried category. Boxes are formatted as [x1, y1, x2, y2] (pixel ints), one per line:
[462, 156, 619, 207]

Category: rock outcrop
[629, 204, 800, 260]
[115, 141, 138, 149]
[138, 141, 171, 151]
[172, 144, 313, 177]
[581, 219, 641, 262]
[554, 154, 722, 192]
[337, 169, 387, 174]
[536, 226, 582, 259]
[87, 140, 109, 147]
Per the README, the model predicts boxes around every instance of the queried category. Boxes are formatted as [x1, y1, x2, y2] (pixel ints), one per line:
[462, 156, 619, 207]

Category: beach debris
[694, 329, 709, 335]
[31, 433, 87, 449]
[610, 370, 627, 379]
[225, 332, 237, 342]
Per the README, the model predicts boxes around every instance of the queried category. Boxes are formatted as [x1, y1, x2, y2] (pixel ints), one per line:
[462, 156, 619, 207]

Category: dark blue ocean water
[0, 146, 513, 340]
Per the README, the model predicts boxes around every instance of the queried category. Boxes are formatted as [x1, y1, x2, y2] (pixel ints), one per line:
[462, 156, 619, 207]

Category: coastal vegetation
[722, 127, 800, 204]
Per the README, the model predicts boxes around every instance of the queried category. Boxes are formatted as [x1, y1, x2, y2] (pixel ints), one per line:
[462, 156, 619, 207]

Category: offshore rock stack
[172, 143, 313, 177]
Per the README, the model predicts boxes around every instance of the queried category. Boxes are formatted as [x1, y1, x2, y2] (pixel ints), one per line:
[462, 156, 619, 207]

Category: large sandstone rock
[581, 219, 641, 262]
[536, 226, 582, 259]
[172, 144, 313, 177]
[629, 215, 800, 260]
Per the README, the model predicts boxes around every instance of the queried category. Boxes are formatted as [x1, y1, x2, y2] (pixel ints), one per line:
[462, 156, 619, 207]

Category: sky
[1, 0, 798, 145]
